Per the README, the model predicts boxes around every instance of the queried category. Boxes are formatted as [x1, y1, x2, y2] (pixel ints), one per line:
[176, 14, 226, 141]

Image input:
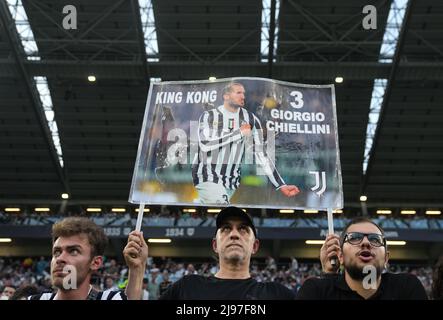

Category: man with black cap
[159, 206, 295, 299]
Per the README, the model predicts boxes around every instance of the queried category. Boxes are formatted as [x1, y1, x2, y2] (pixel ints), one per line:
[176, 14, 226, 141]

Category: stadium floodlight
[386, 241, 406, 246]
[135, 208, 150, 212]
[148, 239, 172, 243]
[183, 208, 196, 213]
[111, 208, 126, 213]
[401, 210, 416, 215]
[360, 195, 368, 202]
[260, 0, 280, 62]
[6, 1, 65, 168]
[34, 208, 50, 212]
[209, 76, 217, 81]
[138, 0, 159, 62]
[304, 210, 318, 214]
[0, 238, 13, 243]
[87, 75, 96, 82]
[333, 209, 343, 214]
[279, 209, 294, 214]
[335, 77, 344, 83]
[305, 240, 325, 245]
[86, 208, 102, 213]
[207, 209, 221, 213]
[5, 208, 21, 213]
[363, 0, 409, 174]
[426, 210, 441, 215]
[376, 209, 392, 215]
[61, 193, 69, 199]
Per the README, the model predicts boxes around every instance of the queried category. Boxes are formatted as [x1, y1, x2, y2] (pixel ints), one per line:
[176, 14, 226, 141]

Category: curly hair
[52, 217, 108, 258]
[432, 256, 443, 300]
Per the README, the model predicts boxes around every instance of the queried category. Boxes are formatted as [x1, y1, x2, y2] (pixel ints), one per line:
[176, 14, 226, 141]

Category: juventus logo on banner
[309, 171, 327, 196]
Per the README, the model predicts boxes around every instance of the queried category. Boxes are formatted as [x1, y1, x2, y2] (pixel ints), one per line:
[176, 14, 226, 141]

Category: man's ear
[252, 239, 260, 255]
[90, 256, 103, 271]
[212, 238, 218, 254]
[338, 248, 344, 266]
[385, 249, 390, 267]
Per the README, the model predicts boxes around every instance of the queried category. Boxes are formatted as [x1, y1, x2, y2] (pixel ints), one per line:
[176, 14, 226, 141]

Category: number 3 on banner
[290, 91, 304, 109]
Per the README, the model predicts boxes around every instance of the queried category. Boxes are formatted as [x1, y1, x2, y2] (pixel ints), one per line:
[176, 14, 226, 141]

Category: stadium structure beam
[212, 29, 258, 64]
[35, 39, 139, 45]
[280, 30, 329, 62]
[267, 0, 276, 77]
[35, 0, 128, 59]
[282, 0, 390, 62]
[0, 2, 71, 196]
[157, 26, 206, 63]
[26, 0, 76, 40]
[86, 29, 136, 61]
[361, 0, 414, 193]
[131, 0, 151, 88]
[337, 33, 384, 62]
[281, 41, 384, 46]
[282, 41, 379, 61]
[335, 0, 390, 62]
[1, 59, 443, 80]
[287, 0, 335, 42]
[280, 33, 381, 62]
[409, 29, 443, 59]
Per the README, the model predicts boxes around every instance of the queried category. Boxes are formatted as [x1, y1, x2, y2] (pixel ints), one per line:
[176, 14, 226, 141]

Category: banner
[129, 77, 343, 209]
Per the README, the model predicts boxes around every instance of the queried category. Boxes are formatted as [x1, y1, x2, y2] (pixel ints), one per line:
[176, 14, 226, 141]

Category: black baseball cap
[215, 206, 257, 237]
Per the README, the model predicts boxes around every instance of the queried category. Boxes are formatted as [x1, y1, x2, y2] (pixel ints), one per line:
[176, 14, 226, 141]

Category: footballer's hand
[240, 124, 251, 137]
[279, 185, 300, 197]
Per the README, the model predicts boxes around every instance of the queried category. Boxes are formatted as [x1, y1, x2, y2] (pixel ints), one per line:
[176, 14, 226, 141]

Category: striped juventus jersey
[192, 105, 286, 190]
[27, 289, 127, 300]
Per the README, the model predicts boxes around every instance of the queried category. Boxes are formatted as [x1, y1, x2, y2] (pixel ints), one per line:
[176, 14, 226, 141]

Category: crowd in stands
[0, 256, 436, 300]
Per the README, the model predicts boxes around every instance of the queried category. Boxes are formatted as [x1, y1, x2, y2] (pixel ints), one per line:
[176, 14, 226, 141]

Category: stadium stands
[0, 256, 435, 299]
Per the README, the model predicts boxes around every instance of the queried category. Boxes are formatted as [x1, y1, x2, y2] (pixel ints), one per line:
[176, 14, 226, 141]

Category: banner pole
[135, 203, 145, 232]
[327, 208, 337, 267]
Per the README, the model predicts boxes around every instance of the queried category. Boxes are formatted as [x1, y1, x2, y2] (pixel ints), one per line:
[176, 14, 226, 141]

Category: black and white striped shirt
[27, 289, 127, 300]
[192, 105, 285, 190]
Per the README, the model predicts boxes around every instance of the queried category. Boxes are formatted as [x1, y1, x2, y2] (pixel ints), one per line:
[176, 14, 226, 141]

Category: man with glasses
[296, 217, 428, 299]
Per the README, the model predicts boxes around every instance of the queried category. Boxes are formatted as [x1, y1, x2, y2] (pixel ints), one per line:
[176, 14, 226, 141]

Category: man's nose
[55, 251, 68, 263]
[360, 236, 372, 248]
[229, 228, 241, 239]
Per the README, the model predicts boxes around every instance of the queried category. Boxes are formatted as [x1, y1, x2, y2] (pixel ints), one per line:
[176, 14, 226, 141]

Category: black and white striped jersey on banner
[192, 105, 285, 190]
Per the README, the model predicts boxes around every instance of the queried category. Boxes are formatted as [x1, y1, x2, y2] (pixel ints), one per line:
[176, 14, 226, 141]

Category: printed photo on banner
[129, 77, 343, 210]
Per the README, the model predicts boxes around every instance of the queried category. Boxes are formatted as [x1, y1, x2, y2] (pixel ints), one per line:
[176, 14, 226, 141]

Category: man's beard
[228, 101, 242, 109]
[51, 276, 64, 289]
[345, 263, 383, 281]
[224, 252, 244, 266]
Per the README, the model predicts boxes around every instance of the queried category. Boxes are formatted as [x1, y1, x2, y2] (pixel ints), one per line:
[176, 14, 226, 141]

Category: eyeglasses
[343, 232, 386, 247]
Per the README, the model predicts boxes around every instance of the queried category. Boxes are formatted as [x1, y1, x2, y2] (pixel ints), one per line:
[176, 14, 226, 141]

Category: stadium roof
[0, 0, 442, 209]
